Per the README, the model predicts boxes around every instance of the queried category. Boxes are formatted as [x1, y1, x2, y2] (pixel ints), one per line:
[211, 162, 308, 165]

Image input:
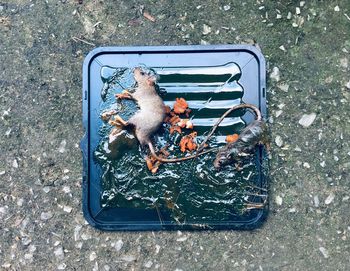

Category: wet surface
[93, 66, 266, 224]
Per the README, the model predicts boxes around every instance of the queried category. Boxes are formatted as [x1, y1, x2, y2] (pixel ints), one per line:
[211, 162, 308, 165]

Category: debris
[12, 159, 18, 168]
[202, 24, 212, 35]
[179, 132, 197, 152]
[275, 135, 283, 147]
[340, 57, 348, 69]
[143, 11, 156, 22]
[113, 239, 124, 251]
[225, 134, 239, 143]
[173, 98, 189, 114]
[346, 81, 350, 89]
[279, 45, 286, 52]
[58, 140, 67, 153]
[275, 195, 283, 206]
[90, 252, 97, 261]
[334, 5, 340, 12]
[54, 246, 65, 260]
[325, 193, 335, 205]
[298, 113, 317, 127]
[319, 247, 329, 258]
[223, 5, 231, 11]
[270, 67, 281, 82]
[277, 83, 289, 92]
[71, 36, 95, 46]
[40, 211, 53, 220]
[314, 195, 320, 207]
[144, 260, 153, 268]
[63, 206, 72, 213]
[303, 162, 310, 168]
[120, 255, 136, 262]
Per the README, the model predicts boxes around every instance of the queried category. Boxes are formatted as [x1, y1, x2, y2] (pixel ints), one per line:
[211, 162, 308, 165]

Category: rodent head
[133, 67, 158, 87]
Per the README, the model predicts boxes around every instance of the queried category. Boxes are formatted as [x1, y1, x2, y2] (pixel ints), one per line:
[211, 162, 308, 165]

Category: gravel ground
[1, 0, 350, 270]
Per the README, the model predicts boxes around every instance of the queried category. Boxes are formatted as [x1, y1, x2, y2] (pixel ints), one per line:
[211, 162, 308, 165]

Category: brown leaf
[143, 11, 156, 22]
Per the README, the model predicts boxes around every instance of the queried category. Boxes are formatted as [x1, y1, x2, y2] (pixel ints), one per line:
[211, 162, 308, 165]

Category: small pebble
[144, 260, 153, 268]
[12, 159, 18, 168]
[275, 135, 283, 147]
[346, 81, 350, 89]
[319, 247, 329, 258]
[120, 255, 136, 262]
[279, 45, 286, 52]
[176, 236, 188, 242]
[223, 5, 230, 11]
[298, 113, 317, 127]
[54, 246, 65, 260]
[296, 7, 301, 15]
[270, 67, 281, 82]
[334, 6, 340, 12]
[58, 140, 67, 153]
[63, 206, 72, 213]
[57, 263, 67, 270]
[314, 195, 320, 207]
[275, 195, 283, 206]
[320, 161, 326, 167]
[325, 193, 335, 205]
[287, 12, 292, 19]
[90, 252, 97, 261]
[303, 162, 310, 168]
[113, 239, 124, 251]
[41, 211, 53, 220]
[202, 24, 211, 35]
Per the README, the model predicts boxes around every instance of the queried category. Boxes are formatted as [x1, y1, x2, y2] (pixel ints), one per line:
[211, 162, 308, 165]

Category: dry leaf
[179, 132, 197, 152]
[173, 98, 188, 114]
[143, 11, 156, 22]
[225, 133, 239, 143]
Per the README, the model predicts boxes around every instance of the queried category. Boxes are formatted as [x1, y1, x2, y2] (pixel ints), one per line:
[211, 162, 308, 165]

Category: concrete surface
[0, 0, 350, 270]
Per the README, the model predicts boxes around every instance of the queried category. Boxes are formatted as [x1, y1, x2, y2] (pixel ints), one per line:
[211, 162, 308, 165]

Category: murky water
[94, 64, 267, 223]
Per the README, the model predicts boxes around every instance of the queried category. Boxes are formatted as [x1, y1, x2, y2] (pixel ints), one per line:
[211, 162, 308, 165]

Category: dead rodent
[210, 105, 268, 169]
[103, 67, 267, 165]
[107, 67, 215, 163]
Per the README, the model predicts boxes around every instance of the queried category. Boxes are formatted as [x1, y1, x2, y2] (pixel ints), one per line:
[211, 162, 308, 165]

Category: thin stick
[71, 36, 95, 46]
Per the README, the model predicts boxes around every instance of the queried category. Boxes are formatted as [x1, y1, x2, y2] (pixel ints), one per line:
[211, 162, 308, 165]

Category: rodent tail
[197, 103, 262, 153]
[148, 142, 217, 163]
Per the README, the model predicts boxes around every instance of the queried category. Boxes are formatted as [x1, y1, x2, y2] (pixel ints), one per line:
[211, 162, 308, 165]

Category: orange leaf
[225, 134, 239, 143]
[173, 97, 188, 114]
[145, 157, 154, 171]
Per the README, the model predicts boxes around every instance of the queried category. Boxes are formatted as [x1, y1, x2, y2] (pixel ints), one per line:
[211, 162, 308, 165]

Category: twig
[71, 36, 95, 46]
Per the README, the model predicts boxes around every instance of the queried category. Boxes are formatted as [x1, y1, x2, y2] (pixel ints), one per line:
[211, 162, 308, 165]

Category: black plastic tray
[81, 45, 267, 231]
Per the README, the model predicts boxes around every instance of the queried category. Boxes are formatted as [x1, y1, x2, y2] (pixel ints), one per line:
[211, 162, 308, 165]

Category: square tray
[81, 45, 268, 231]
